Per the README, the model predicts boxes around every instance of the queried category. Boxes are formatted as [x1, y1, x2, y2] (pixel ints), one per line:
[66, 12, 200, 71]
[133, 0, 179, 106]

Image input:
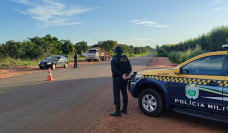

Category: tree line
[155, 26, 228, 63]
[157, 26, 228, 55]
[0, 34, 152, 60]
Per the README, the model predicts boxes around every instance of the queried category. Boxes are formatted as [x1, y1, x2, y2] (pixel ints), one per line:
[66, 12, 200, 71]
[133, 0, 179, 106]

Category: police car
[129, 45, 228, 123]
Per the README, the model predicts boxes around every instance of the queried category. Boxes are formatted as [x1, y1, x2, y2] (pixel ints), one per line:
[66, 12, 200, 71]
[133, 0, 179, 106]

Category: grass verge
[0, 57, 39, 68]
[168, 45, 206, 64]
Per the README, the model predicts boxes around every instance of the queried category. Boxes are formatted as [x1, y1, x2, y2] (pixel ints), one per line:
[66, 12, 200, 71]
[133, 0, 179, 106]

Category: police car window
[181, 55, 225, 75]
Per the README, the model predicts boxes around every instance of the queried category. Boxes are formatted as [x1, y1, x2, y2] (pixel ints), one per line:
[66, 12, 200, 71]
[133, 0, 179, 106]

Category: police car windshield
[88, 50, 96, 53]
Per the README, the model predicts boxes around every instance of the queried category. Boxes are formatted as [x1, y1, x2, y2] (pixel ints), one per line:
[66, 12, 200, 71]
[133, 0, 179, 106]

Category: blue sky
[0, 0, 228, 48]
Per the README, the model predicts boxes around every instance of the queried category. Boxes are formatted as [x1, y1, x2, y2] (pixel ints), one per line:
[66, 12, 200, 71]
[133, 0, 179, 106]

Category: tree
[75, 41, 89, 55]
[161, 26, 228, 53]
[99, 40, 117, 53]
[156, 45, 160, 52]
[29, 34, 62, 56]
[61, 40, 74, 55]
[157, 47, 167, 57]
[5, 40, 23, 59]
[0, 44, 8, 58]
[22, 41, 43, 59]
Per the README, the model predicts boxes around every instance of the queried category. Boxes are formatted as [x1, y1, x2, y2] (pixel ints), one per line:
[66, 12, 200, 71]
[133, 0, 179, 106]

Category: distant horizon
[0, 34, 154, 48]
[1, 25, 226, 48]
[1, 0, 228, 48]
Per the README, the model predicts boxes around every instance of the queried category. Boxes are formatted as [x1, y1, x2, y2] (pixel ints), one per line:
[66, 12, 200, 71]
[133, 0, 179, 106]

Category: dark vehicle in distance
[39, 55, 69, 69]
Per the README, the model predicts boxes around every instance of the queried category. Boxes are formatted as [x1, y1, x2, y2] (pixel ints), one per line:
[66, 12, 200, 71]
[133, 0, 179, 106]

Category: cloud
[214, 7, 224, 11]
[129, 19, 168, 28]
[154, 25, 168, 28]
[212, 0, 225, 12]
[12, 0, 92, 27]
[213, 0, 224, 4]
[11, 0, 29, 4]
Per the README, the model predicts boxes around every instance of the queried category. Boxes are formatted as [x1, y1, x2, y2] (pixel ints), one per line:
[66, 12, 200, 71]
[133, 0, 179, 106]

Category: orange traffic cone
[47, 68, 53, 81]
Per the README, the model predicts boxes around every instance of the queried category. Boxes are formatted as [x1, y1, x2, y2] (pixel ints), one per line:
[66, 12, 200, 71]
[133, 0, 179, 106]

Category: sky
[0, 0, 228, 48]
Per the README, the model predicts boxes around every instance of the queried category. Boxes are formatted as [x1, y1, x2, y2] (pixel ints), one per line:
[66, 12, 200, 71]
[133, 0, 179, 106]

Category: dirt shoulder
[0, 61, 99, 79]
[88, 57, 228, 133]
[143, 57, 177, 70]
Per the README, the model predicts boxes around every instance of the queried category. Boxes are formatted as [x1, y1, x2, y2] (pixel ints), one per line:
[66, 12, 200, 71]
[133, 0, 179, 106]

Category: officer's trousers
[74, 60, 77, 68]
[113, 77, 128, 108]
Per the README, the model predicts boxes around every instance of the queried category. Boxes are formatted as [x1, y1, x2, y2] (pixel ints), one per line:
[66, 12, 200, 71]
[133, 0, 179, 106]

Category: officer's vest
[116, 55, 129, 74]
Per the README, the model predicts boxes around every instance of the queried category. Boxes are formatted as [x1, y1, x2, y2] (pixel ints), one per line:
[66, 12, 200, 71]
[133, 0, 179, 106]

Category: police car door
[171, 55, 227, 112]
[223, 57, 228, 114]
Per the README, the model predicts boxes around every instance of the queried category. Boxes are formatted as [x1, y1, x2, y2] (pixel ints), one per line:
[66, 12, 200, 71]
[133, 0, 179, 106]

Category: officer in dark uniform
[73, 51, 78, 68]
[110, 46, 132, 117]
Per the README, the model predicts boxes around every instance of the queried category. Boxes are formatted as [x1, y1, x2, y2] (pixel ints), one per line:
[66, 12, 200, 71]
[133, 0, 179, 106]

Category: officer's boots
[121, 106, 127, 114]
[110, 106, 121, 117]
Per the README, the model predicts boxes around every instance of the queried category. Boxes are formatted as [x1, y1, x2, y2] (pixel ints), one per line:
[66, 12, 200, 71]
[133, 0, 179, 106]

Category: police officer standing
[110, 46, 132, 117]
[73, 51, 78, 68]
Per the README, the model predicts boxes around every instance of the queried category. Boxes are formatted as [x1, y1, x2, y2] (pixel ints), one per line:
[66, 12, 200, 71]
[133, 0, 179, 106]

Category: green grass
[0, 57, 40, 68]
[126, 52, 151, 57]
[69, 56, 86, 62]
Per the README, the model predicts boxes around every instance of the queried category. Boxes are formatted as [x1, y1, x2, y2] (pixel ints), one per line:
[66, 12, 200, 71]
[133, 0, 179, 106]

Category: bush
[156, 48, 168, 57]
[168, 51, 181, 63]
[0, 57, 39, 68]
[168, 45, 206, 64]
[157, 53, 168, 57]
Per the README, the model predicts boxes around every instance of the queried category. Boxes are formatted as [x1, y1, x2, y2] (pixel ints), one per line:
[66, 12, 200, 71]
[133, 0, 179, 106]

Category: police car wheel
[138, 89, 164, 117]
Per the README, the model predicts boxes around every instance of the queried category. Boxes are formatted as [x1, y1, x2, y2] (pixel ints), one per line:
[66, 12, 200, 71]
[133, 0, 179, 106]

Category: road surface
[0, 54, 152, 133]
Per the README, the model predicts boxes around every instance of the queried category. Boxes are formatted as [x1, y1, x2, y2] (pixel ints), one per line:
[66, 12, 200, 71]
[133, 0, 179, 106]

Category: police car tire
[138, 89, 164, 117]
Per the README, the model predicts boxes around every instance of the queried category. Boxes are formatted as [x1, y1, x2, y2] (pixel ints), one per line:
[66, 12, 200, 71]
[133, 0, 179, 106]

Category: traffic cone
[47, 68, 53, 81]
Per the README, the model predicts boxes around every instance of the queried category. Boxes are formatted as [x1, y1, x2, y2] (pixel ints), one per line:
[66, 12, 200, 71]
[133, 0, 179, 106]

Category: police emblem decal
[185, 84, 199, 99]
[120, 58, 127, 62]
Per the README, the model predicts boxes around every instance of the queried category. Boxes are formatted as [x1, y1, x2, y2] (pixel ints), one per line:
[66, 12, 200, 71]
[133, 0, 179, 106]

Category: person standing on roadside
[108, 53, 111, 61]
[110, 46, 132, 117]
[73, 51, 78, 68]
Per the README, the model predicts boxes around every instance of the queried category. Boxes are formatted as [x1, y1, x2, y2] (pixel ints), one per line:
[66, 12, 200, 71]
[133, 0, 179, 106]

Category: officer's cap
[114, 46, 123, 53]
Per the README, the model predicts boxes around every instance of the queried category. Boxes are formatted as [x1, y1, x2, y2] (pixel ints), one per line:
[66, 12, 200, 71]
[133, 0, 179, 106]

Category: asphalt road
[0, 54, 152, 133]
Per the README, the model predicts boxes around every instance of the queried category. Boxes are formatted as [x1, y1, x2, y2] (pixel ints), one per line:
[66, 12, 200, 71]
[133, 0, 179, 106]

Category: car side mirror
[173, 66, 180, 75]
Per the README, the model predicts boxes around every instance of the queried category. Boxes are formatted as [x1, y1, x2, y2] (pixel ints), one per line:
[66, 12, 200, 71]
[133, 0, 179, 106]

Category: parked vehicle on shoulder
[39, 55, 69, 69]
[128, 44, 228, 123]
[86, 45, 107, 62]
